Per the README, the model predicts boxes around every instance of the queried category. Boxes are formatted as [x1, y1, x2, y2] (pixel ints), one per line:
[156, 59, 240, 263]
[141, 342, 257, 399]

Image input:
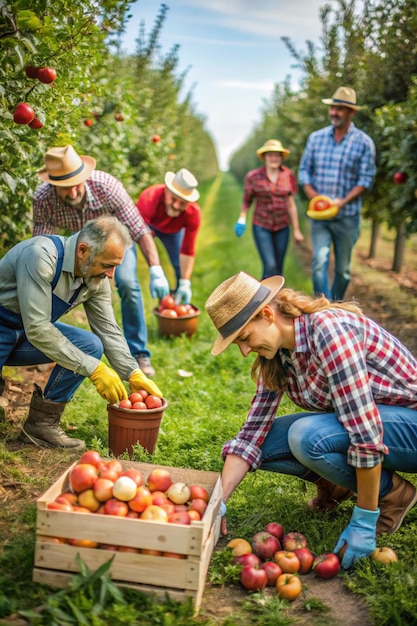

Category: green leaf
[16, 10, 43, 31]
[1, 172, 17, 193]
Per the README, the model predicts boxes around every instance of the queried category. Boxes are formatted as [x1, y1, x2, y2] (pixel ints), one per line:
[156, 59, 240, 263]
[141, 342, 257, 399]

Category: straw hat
[321, 86, 362, 110]
[256, 139, 290, 160]
[205, 272, 285, 355]
[38, 145, 96, 186]
[165, 168, 200, 202]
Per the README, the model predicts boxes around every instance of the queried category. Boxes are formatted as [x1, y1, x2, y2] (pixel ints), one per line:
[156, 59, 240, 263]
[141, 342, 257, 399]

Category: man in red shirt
[137, 168, 201, 304]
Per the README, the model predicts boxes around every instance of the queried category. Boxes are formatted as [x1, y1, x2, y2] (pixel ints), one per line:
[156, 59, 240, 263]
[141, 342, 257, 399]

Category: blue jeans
[151, 227, 184, 291]
[114, 244, 150, 359]
[310, 215, 360, 300]
[260, 405, 417, 499]
[1, 322, 103, 402]
[252, 224, 290, 279]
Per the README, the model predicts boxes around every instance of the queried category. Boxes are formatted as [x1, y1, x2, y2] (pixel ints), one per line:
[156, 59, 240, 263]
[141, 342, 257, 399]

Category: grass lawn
[1, 172, 417, 625]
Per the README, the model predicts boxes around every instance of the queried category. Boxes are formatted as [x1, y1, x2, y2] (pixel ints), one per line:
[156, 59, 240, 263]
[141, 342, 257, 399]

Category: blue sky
[121, 1, 326, 169]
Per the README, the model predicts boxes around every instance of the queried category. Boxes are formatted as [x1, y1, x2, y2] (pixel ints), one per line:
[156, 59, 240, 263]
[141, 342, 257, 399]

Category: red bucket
[107, 398, 168, 457]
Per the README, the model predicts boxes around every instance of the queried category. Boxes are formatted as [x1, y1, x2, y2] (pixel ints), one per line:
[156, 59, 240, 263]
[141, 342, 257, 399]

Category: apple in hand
[264, 522, 284, 541]
[293, 547, 315, 574]
[251, 531, 281, 561]
[313, 552, 340, 578]
[282, 531, 307, 551]
[239, 565, 268, 591]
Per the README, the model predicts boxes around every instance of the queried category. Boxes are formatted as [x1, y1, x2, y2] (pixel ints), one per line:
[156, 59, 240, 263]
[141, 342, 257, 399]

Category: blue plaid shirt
[298, 123, 376, 217]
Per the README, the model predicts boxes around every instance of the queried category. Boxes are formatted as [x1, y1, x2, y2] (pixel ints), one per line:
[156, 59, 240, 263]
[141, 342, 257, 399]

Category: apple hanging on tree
[37, 67, 57, 84]
[152, 134, 161, 143]
[393, 171, 408, 185]
[13, 102, 35, 125]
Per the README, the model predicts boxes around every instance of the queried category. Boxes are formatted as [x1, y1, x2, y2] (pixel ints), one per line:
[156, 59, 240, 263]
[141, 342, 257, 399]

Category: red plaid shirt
[242, 165, 298, 231]
[223, 310, 417, 470]
[33, 170, 150, 242]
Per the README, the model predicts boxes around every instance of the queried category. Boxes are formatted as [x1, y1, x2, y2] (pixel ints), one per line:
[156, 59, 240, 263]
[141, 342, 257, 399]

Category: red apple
[103, 498, 129, 517]
[93, 478, 115, 502]
[273, 550, 301, 573]
[239, 565, 268, 591]
[13, 102, 35, 125]
[37, 67, 57, 83]
[47, 501, 73, 512]
[114, 113, 124, 121]
[159, 294, 176, 309]
[151, 491, 169, 506]
[25, 66, 39, 79]
[167, 511, 191, 525]
[146, 468, 173, 492]
[282, 531, 307, 551]
[189, 498, 208, 518]
[393, 171, 408, 185]
[189, 485, 210, 502]
[84, 119, 93, 127]
[120, 468, 143, 486]
[132, 401, 147, 410]
[119, 398, 133, 409]
[187, 509, 201, 521]
[232, 553, 261, 567]
[293, 547, 315, 574]
[79, 450, 102, 467]
[69, 463, 99, 493]
[251, 531, 281, 561]
[128, 486, 152, 513]
[28, 117, 43, 129]
[313, 552, 340, 579]
[264, 522, 284, 541]
[145, 395, 163, 409]
[152, 134, 161, 143]
[260, 561, 282, 586]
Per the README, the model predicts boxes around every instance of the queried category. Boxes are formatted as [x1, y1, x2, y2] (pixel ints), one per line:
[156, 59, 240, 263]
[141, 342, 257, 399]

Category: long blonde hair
[251, 288, 363, 391]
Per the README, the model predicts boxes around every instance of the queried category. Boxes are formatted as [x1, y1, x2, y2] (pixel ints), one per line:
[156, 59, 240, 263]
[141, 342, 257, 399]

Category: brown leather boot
[18, 384, 85, 450]
[376, 473, 417, 535]
[308, 477, 354, 512]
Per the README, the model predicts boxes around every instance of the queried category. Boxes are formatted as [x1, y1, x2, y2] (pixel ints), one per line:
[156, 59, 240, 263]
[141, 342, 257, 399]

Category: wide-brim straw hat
[165, 168, 200, 202]
[38, 145, 96, 186]
[321, 86, 362, 110]
[205, 272, 285, 355]
[256, 139, 290, 160]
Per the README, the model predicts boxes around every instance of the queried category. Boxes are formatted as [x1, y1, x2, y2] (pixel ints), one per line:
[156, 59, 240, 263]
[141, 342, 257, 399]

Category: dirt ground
[2, 241, 417, 625]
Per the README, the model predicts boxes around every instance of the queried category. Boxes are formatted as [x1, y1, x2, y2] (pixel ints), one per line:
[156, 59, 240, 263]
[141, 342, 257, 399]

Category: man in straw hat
[298, 86, 376, 300]
[136, 168, 201, 305]
[0, 216, 162, 450]
[33, 145, 171, 377]
[205, 271, 417, 569]
[234, 139, 303, 278]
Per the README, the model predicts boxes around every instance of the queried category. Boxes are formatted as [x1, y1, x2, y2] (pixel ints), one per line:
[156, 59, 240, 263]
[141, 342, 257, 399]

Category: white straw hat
[164, 168, 200, 202]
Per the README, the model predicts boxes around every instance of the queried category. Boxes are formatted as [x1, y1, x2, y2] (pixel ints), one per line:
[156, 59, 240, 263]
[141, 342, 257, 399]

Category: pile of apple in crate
[34, 450, 222, 611]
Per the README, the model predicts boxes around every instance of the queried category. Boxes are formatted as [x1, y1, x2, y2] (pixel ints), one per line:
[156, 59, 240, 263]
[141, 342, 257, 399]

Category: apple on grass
[227, 538, 252, 557]
[239, 565, 268, 591]
[260, 561, 282, 586]
[251, 531, 281, 561]
[293, 547, 315, 574]
[232, 553, 261, 568]
[371, 547, 398, 564]
[313, 552, 340, 579]
[282, 531, 307, 551]
[264, 522, 284, 541]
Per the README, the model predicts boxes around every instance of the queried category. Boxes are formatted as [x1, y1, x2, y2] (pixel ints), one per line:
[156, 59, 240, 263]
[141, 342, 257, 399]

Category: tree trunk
[392, 222, 407, 273]
[368, 220, 380, 259]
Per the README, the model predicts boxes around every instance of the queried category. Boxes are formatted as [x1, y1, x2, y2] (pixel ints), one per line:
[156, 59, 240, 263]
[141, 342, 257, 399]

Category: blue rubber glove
[234, 217, 246, 237]
[149, 265, 169, 299]
[220, 501, 227, 517]
[334, 505, 380, 570]
[175, 278, 192, 304]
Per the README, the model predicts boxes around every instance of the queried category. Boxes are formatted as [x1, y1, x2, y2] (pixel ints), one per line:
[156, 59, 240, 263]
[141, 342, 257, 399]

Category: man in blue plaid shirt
[298, 86, 376, 300]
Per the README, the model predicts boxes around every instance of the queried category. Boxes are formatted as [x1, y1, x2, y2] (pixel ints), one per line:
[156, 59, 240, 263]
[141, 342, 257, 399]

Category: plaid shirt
[242, 165, 298, 231]
[222, 310, 417, 470]
[33, 170, 150, 241]
[298, 123, 376, 217]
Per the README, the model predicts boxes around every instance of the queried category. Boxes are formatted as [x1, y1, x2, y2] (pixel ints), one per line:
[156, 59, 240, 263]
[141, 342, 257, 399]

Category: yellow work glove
[129, 369, 163, 398]
[90, 362, 128, 404]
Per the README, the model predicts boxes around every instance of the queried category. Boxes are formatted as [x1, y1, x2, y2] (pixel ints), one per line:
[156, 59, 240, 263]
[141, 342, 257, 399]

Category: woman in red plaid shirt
[206, 272, 417, 569]
[234, 139, 304, 278]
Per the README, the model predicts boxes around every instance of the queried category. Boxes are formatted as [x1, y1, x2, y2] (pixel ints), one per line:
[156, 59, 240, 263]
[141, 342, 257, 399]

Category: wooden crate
[33, 460, 222, 612]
